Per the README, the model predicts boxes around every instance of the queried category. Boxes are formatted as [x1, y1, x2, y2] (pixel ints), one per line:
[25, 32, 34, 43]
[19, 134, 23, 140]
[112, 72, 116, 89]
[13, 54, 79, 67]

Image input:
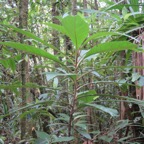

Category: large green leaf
[45, 23, 66, 34]
[87, 103, 119, 117]
[45, 16, 89, 48]
[0, 42, 63, 65]
[83, 32, 119, 46]
[2, 24, 56, 49]
[85, 41, 137, 58]
[62, 15, 89, 48]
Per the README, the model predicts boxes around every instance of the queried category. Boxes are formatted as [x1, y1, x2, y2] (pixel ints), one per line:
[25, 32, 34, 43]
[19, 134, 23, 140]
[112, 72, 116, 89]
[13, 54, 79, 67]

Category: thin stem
[68, 50, 80, 137]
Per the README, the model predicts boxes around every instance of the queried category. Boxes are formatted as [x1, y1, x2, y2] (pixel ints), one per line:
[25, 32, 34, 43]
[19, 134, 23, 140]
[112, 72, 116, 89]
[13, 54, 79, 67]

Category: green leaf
[0, 55, 20, 71]
[2, 24, 55, 48]
[35, 138, 48, 144]
[44, 72, 76, 81]
[74, 114, 87, 121]
[7, 58, 16, 72]
[78, 90, 96, 103]
[45, 72, 64, 81]
[124, 12, 141, 21]
[115, 120, 129, 131]
[0, 138, 4, 144]
[0, 59, 9, 68]
[91, 71, 101, 80]
[132, 72, 141, 82]
[57, 113, 70, 122]
[105, 4, 139, 11]
[45, 23, 66, 34]
[118, 136, 132, 143]
[52, 137, 74, 143]
[138, 76, 144, 86]
[75, 121, 87, 130]
[36, 131, 50, 140]
[99, 135, 113, 143]
[129, 0, 139, 12]
[81, 9, 97, 14]
[77, 129, 91, 139]
[0, 42, 63, 65]
[85, 41, 137, 58]
[62, 15, 89, 48]
[122, 6, 128, 17]
[83, 32, 119, 46]
[87, 103, 119, 117]
[53, 77, 58, 88]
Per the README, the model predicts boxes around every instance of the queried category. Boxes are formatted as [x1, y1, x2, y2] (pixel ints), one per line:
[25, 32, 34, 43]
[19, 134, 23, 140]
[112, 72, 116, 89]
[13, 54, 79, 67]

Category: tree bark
[52, 2, 60, 53]
[71, 0, 77, 15]
[19, 0, 29, 142]
[94, 0, 98, 10]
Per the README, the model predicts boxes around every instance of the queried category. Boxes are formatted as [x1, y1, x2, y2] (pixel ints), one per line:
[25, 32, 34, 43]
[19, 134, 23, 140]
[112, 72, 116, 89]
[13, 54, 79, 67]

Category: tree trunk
[52, 2, 60, 54]
[131, 30, 144, 142]
[19, 0, 29, 142]
[71, 0, 77, 15]
[94, 0, 98, 10]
